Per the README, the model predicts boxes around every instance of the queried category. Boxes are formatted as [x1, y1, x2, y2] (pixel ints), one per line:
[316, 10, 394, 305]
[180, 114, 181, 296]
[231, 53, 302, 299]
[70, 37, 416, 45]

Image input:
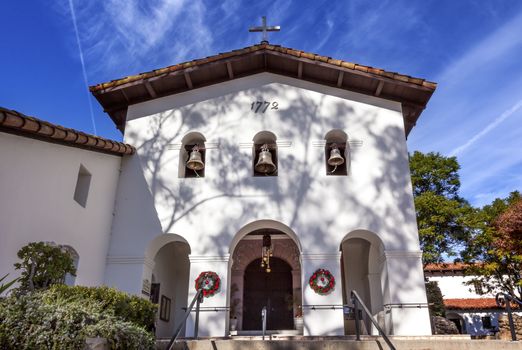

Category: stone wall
[498, 314, 522, 340]
[431, 316, 459, 335]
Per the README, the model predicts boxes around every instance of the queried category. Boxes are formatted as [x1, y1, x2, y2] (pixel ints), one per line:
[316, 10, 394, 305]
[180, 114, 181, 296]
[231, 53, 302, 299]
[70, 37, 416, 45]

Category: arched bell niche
[179, 131, 206, 178]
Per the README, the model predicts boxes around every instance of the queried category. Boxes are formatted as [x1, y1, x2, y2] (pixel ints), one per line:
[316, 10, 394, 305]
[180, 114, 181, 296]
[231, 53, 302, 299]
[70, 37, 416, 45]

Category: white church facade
[0, 43, 437, 338]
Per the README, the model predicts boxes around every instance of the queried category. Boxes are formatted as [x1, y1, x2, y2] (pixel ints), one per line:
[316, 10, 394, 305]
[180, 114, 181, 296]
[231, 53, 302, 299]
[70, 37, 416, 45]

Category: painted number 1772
[251, 101, 279, 113]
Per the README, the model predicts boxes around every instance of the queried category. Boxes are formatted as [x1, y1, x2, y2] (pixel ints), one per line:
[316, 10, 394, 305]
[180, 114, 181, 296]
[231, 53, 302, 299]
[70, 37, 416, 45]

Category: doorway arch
[229, 223, 302, 332]
[145, 234, 191, 338]
[340, 230, 386, 335]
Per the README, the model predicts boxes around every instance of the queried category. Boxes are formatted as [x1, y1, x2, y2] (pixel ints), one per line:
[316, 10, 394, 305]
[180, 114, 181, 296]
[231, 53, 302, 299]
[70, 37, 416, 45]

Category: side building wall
[0, 133, 122, 289]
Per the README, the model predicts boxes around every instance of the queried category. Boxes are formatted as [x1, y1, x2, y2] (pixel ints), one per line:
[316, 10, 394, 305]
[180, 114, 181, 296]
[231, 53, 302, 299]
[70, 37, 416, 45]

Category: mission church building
[1, 28, 437, 338]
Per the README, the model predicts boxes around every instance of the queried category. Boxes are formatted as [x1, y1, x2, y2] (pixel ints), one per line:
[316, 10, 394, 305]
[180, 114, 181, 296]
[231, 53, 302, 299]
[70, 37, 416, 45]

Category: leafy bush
[0, 286, 155, 350]
[14, 242, 76, 292]
[426, 280, 445, 317]
[0, 274, 18, 296]
[44, 285, 156, 330]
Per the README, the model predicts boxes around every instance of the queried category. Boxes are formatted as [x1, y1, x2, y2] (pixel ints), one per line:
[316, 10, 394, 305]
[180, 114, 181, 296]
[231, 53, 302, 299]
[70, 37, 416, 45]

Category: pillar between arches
[301, 252, 344, 336]
[383, 250, 431, 335]
[185, 254, 229, 337]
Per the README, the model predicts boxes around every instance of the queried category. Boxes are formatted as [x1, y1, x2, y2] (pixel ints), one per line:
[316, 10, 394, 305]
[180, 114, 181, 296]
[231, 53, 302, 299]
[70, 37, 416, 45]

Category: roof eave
[90, 45, 436, 136]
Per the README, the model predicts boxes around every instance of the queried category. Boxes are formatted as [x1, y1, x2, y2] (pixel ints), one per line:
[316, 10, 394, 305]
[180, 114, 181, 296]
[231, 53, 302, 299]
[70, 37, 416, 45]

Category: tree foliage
[495, 197, 522, 254]
[14, 242, 76, 293]
[425, 281, 445, 317]
[409, 151, 471, 265]
[462, 191, 522, 300]
[0, 286, 155, 349]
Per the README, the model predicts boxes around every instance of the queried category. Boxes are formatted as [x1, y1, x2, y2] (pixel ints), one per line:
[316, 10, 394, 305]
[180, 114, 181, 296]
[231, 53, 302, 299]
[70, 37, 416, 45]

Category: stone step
[156, 337, 522, 350]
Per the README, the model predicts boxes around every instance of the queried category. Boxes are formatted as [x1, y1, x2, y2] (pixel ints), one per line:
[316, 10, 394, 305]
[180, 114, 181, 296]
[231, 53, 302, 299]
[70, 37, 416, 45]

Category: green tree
[14, 242, 76, 293]
[462, 191, 522, 300]
[425, 280, 445, 317]
[409, 151, 471, 265]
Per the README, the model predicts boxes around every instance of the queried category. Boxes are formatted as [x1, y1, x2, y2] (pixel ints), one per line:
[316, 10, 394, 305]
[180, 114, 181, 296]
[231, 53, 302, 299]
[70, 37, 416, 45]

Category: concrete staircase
[157, 336, 522, 350]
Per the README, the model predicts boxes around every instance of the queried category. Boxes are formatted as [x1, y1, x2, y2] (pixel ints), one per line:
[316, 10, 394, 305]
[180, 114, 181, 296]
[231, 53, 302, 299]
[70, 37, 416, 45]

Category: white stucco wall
[429, 275, 482, 299]
[105, 72, 429, 336]
[0, 133, 121, 289]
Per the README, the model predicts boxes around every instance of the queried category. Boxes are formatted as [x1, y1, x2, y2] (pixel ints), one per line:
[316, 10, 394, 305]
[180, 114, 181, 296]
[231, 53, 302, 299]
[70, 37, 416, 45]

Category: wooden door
[242, 257, 293, 330]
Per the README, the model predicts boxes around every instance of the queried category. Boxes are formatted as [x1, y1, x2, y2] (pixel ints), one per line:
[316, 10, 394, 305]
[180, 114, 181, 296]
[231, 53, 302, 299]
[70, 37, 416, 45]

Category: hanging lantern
[328, 143, 344, 166]
[255, 144, 277, 174]
[260, 233, 273, 273]
[186, 145, 205, 171]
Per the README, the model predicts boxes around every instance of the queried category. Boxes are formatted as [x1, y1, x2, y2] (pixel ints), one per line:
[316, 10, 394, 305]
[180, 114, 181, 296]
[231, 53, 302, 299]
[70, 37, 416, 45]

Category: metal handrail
[166, 288, 203, 350]
[496, 293, 522, 341]
[351, 290, 396, 350]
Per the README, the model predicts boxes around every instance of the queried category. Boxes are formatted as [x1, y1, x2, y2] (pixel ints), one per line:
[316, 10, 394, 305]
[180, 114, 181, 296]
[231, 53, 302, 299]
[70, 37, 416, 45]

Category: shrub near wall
[0, 285, 156, 350]
[45, 285, 156, 330]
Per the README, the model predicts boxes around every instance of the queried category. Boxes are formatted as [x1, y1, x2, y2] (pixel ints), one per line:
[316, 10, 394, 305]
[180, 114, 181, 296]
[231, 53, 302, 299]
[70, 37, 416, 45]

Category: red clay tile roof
[89, 43, 436, 93]
[443, 298, 522, 310]
[425, 263, 469, 272]
[89, 43, 437, 135]
[0, 107, 135, 156]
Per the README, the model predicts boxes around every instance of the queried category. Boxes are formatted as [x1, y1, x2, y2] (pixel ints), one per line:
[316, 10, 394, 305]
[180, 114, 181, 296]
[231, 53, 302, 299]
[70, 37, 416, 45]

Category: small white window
[73, 165, 91, 207]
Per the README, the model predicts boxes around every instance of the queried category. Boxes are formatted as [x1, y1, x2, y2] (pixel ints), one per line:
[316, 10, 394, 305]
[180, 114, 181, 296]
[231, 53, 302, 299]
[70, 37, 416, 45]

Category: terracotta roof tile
[0, 107, 135, 156]
[444, 298, 520, 310]
[90, 43, 437, 93]
[424, 263, 469, 272]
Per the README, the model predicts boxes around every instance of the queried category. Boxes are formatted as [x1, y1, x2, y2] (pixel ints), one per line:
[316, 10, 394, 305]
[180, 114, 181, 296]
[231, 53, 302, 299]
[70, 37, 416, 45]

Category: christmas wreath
[195, 271, 221, 297]
[309, 268, 335, 295]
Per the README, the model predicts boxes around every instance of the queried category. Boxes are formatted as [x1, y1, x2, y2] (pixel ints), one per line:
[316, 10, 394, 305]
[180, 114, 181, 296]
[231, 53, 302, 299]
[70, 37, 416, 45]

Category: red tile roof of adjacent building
[424, 263, 469, 272]
[0, 107, 135, 156]
[443, 298, 520, 310]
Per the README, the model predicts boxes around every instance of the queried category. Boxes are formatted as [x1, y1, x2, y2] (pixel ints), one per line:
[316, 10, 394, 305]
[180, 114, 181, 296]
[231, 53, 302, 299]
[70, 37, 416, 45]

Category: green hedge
[0, 286, 156, 350]
[43, 285, 156, 330]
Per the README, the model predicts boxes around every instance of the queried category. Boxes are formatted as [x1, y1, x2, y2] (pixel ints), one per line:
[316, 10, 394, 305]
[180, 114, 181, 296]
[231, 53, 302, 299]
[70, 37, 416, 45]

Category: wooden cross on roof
[249, 16, 280, 44]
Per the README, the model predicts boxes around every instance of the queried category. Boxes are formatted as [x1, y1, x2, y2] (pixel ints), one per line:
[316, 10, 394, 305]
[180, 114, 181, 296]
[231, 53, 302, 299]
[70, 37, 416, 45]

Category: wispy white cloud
[437, 10, 522, 86]
[449, 99, 522, 156]
[68, 0, 97, 135]
[66, 0, 217, 79]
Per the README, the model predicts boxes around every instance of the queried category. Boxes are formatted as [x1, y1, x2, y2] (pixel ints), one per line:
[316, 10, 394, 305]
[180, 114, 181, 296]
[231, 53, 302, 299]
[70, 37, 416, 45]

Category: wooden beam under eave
[144, 81, 157, 98]
[226, 62, 234, 79]
[336, 71, 344, 87]
[374, 80, 384, 96]
[120, 89, 130, 102]
[184, 72, 194, 89]
[297, 61, 303, 79]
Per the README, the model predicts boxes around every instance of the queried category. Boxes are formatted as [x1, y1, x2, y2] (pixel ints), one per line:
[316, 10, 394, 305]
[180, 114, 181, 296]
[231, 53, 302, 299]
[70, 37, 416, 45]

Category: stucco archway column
[185, 254, 230, 337]
[301, 252, 344, 336]
[384, 250, 431, 335]
[105, 256, 155, 296]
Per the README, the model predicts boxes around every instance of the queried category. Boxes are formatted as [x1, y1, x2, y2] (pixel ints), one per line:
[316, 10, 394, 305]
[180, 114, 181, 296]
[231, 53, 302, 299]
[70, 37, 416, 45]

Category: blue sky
[1, 0, 521, 207]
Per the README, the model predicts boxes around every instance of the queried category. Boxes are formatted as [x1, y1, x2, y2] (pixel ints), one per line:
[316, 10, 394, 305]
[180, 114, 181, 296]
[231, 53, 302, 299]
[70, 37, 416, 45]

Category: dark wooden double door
[242, 257, 293, 330]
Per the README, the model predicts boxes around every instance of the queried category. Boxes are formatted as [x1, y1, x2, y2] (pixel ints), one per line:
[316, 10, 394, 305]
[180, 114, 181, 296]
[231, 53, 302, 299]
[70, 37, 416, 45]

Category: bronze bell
[328, 144, 345, 166]
[186, 146, 205, 171]
[255, 144, 276, 174]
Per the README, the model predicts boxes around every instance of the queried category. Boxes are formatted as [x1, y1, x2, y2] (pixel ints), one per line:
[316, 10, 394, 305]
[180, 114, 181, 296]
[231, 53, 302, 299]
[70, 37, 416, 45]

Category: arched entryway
[340, 230, 386, 336]
[243, 257, 294, 330]
[230, 225, 302, 333]
[145, 234, 191, 338]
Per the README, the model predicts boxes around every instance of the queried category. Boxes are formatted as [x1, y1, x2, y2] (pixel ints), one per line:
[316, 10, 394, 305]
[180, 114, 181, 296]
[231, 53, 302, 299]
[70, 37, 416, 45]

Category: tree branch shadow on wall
[125, 80, 423, 332]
